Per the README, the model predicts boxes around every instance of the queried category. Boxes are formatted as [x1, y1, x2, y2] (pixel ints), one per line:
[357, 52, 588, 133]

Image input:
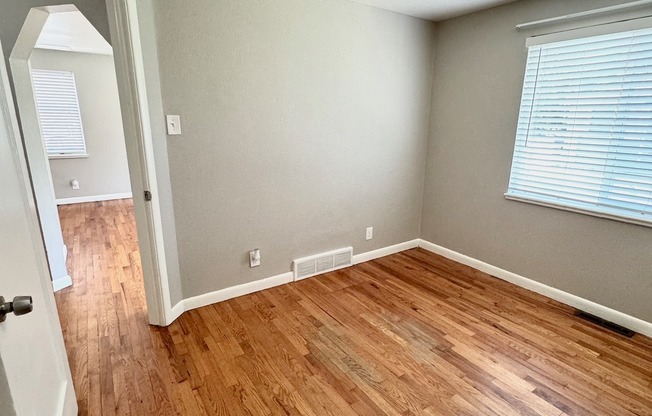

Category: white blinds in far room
[506, 26, 652, 225]
[31, 69, 87, 157]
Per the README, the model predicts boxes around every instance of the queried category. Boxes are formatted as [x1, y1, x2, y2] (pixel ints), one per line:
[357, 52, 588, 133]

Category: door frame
[105, 0, 173, 325]
[9, 1, 173, 326]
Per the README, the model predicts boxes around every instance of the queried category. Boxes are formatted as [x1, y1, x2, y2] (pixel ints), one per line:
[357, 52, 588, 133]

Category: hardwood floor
[55, 199, 652, 416]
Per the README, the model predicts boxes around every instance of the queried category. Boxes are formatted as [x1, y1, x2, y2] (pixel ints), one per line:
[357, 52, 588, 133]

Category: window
[31, 69, 87, 158]
[506, 25, 652, 226]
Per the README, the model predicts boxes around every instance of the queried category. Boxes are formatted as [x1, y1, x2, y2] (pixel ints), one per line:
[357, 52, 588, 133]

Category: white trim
[106, 0, 172, 326]
[516, 0, 652, 32]
[525, 15, 652, 47]
[56, 192, 133, 205]
[353, 239, 419, 265]
[504, 194, 652, 229]
[169, 300, 185, 323]
[180, 272, 294, 315]
[171, 239, 419, 322]
[52, 275, 73, 292]
[417, 239, 652, 338]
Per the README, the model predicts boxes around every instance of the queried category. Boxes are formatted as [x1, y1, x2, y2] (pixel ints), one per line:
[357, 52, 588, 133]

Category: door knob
[0, 296, 33, 323]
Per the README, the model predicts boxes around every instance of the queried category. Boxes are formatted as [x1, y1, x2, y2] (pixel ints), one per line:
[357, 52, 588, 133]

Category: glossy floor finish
[55, 199, 652, 415]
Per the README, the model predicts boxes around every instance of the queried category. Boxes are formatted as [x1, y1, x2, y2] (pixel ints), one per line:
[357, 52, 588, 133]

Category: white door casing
[106, 0, 174, 325]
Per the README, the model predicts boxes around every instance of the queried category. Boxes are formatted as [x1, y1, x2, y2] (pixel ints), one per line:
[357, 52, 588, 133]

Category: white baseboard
[173, 272, 294, 320]
[353, 239, 419, 265]
[56, 192, 133, 205]
[168, 240, 420, 324]
[417, 239, 652, 338]
[169, 301, 185, 324]
[52, 275, 72, 292]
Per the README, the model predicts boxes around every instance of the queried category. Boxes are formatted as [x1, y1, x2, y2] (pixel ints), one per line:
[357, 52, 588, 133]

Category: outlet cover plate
[249, 249, 261, 267]
[166, 115, 181, 135]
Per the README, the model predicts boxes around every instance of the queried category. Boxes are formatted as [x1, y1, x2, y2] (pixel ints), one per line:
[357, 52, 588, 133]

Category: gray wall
[30, 49, 131, 201]
[152, 0, 435, 298]
[421, 0, 652, 322]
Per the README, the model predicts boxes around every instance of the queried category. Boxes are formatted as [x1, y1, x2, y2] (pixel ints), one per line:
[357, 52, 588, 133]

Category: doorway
[11, 5, 135, 293]
[1, 1, 174, 413]
[9, 7, 153, 400]
[8, 1, 175, 328]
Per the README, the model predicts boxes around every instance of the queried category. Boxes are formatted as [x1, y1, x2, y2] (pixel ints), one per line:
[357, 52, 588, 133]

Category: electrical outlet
[70, 179, 80, 190]
[249, 249, 261, 268]
[366, 227, 373, 241]
[166, 115, 181, 135]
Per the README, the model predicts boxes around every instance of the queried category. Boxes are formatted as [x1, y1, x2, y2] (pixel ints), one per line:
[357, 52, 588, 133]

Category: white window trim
[505, 194, 652, 229]
[527, 15, 652, 47]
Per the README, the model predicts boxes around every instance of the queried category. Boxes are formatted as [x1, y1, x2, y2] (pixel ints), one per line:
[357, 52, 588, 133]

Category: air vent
[575, 310, 635, 337]
[293, 247, 353, 281]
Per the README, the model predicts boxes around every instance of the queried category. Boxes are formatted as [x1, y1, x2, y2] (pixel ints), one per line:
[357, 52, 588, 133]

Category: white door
[0, 42, 77, 415]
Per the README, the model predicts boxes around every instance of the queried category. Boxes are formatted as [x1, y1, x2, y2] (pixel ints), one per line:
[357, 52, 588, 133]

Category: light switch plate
[166, 115, 181, 135]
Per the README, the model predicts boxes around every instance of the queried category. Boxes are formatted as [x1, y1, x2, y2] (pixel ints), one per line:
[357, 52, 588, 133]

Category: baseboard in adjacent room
[417, 239, 652, 338]
[52, 275, 72, 292]
[56, 192, 133, 205]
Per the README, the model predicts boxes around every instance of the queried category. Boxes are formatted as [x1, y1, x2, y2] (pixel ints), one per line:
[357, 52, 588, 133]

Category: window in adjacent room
[506, 24, 652, 226]
[31, 69, 87, 158]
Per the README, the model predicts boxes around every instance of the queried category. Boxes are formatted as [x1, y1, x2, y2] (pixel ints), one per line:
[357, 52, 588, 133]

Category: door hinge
[144, 190, 152, 201]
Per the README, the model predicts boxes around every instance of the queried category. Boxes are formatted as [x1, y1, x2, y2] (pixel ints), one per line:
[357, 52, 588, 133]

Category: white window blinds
[506, 26, 652, 226]
[31, 69, 87, 158]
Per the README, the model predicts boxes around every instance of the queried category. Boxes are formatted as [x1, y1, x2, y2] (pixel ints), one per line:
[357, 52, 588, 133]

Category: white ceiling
[346, 0, 518, 21]
[32, 2, 513, 57]
[35, 11, 112, 55]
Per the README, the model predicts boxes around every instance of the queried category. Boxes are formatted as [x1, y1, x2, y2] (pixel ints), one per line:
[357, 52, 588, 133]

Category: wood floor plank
[55, 199, 652, 415]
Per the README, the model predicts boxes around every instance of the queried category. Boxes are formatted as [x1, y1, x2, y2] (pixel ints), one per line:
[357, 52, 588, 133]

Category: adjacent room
[14, 6, 135, 289]
[0, 0, 650, 415]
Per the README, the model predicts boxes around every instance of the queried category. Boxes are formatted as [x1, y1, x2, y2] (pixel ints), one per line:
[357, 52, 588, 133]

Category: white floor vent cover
[293, 247, 353, 281]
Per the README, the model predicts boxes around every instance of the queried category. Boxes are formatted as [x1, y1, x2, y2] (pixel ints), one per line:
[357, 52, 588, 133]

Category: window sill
[48, 154, 89, 160]
[504, 193, 652, 229]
